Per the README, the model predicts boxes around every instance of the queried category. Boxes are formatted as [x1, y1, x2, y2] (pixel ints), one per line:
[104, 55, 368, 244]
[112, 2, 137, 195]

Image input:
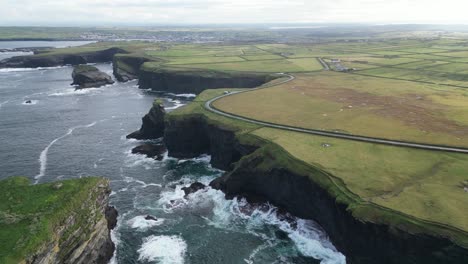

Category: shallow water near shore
[0, 42, 345, 264]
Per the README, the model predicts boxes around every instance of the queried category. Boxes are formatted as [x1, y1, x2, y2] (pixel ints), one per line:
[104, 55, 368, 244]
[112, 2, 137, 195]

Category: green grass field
[214, 71, 468, 148]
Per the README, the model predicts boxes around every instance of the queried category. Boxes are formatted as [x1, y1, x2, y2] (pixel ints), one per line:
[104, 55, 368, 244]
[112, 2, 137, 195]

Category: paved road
[205, 74, 468, 154]
[317, 58, 330, 70]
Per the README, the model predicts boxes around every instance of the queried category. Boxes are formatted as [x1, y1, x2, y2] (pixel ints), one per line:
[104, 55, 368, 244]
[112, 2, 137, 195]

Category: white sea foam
[0, 66, 67, 73]
[34, 121, 97, 184]
[124, 150, 160, 170]
[167, 93, 197, 98]
[165, 99, 185, 110]
[158, 179, 346, 263]
[178, 154, 211, 164]
[128, 215, 165, 231]
[48, 87, 102, 97]
[138, 235, 187, 264]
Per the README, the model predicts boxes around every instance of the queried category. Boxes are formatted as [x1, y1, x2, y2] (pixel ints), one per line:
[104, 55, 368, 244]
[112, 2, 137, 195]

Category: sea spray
[138, 235, 187, 263]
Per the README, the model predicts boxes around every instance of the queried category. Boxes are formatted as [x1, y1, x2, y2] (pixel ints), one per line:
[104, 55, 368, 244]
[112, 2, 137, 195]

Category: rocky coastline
[131, 107, 468, 263]
[0, 49, 275, 94]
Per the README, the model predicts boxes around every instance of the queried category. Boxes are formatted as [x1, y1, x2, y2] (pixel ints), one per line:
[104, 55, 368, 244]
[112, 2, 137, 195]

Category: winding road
[205, 73, 468, 154]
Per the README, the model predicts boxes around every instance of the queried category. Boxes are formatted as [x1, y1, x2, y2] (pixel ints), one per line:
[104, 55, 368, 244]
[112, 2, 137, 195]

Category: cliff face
[163, 114, 468, 264]
[112, 55, 150, 82]
[25, 180, 117, 264]
[164, 115, 258, 170]
[138, 69, 273, 94]
[0, 177, 117, 264]
[0, 48, 127, 68]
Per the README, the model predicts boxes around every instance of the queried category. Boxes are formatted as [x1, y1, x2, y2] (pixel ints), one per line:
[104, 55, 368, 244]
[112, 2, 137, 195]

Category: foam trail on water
[34, 121, 97, 184]
[0, 66, 68, 73]
[0, 100, 9, 109]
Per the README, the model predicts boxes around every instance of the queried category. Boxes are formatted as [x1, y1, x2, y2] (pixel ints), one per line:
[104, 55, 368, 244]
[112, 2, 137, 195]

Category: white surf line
[34, 121, 97, 184]
[0, 100, 9, 109]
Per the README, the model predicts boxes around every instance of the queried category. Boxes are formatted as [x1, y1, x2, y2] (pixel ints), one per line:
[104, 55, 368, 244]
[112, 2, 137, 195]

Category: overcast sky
[1, 0, 468, 26]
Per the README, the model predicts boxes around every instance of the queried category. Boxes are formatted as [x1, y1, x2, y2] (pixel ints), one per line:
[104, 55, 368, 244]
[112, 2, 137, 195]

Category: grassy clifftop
[0, 177, 109, 264]
[167, 84, 468, 250]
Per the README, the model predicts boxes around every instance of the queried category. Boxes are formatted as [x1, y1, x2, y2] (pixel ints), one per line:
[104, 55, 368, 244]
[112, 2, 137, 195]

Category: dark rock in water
[25, 100, 32, 104]
[127, 101, 166, 140]
[105, 206, 118, 230]
[275, 230, 290, 241]
[72, 65, 114, 89]
[131, 143, 167, 160]
[145, 215, 158, 221]
[182, 182, 206, 196]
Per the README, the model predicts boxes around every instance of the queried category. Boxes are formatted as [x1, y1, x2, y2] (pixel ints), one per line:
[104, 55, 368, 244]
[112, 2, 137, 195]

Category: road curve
[205, 73, 468, 154]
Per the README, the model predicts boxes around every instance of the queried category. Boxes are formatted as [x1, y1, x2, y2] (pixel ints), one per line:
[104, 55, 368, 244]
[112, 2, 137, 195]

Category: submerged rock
[127, 100, 166, 140]
[71, 65, 114, 89]
[182, 182, 206, 196]
[131, 143, 167, 160]
[144, 215, 158, 221]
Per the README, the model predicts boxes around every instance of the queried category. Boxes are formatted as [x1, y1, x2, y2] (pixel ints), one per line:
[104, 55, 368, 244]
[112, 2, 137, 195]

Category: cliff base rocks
[131, 143, 167, 160]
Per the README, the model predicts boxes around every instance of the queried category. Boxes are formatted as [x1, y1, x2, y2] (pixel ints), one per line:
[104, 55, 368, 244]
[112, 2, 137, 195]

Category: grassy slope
[169, 86, 468, 248]
[0, 177, 106, 264]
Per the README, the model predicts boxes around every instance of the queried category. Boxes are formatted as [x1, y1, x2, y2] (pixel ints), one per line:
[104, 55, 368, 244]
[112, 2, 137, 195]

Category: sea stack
[127, 99, 166, 140]
[72, 65, 114, 89]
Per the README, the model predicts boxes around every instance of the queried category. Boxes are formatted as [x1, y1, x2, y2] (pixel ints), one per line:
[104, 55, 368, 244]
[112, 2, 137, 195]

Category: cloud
[1, 0, 468, 26]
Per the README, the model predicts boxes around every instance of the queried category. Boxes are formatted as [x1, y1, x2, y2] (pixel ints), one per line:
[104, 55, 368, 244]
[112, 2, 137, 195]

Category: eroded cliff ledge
[0, 177, 117, 264]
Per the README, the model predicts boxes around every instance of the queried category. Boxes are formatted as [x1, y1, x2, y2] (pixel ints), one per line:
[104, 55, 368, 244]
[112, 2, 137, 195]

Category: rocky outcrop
[72, 65, 114, 89]
[0, 47, 127, 68]
[113, 55, 150, 82]
[127, 101, 166, 140]
[182, 182, 206, 197]
[163, 114, 468, 264]
[138, 68, 275, 94]
[26, 179, 117, 264]
[132, 143, 167, 160]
